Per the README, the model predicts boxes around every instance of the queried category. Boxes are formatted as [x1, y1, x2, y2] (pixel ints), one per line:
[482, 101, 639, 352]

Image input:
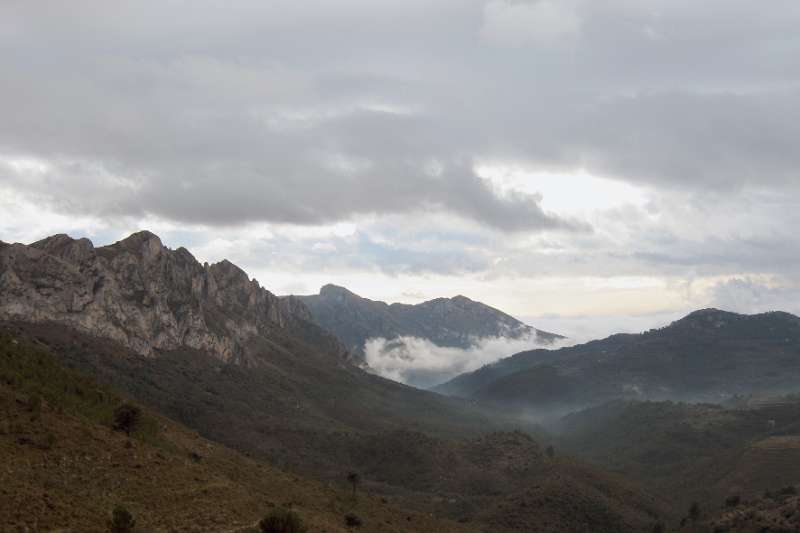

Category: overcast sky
[2, 0, 800, 340]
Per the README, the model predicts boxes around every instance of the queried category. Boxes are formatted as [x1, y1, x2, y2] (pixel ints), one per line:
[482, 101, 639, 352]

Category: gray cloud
[2, 0, 800, 321]
[2, 0, 800, 232]
[710, 278, 800, 315]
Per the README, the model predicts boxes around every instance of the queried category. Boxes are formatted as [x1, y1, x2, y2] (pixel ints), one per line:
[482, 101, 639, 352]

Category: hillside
[436, 309, 800, 410]
[1, 325, 672, 532]
[295, 284, 562, 361]
[0, 330, 474, 532]
[556, 397, 800, 515]
[679, 491, 800, 532]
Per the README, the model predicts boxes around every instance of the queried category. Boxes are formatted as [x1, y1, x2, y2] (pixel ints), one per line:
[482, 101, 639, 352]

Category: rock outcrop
[0, 231, 345, 363]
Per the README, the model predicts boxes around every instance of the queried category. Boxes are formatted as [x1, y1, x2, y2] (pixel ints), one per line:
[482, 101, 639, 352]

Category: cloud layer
[2, 0, 800, 340]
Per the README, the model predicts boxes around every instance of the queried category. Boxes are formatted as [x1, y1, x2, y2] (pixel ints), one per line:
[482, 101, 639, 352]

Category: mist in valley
[363, 331, 569, 389]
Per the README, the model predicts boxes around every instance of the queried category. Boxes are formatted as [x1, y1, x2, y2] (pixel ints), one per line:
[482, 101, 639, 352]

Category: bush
[545, 445, 555, 458]
[29, 394, 42, 420]
[688, 501, 701, 522]
[725, 494, 741, 507]
[652, 521, 665, 533]
[347, 471, 361, 499]
[112, 403, 142, 436]
[344, 513, 363, 528]
[259, 508, 307, 533]
[40, 432, 57, 450]
[108, 505, 136, 533]
[779, 485, 798, 496]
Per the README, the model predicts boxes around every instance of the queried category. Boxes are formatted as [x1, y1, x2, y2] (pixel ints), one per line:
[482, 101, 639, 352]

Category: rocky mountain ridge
[296, 283, 563, 359]
[0, 231, 345, 364]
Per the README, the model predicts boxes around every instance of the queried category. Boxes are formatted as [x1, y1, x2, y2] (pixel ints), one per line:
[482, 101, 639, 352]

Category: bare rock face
[0, 231, 345, 363]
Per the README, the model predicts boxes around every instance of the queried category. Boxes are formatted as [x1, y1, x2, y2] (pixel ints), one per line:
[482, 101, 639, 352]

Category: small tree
[344, 513, 363, 528]
[545, 445, 555, 458]
[347, 471, 361, 500]
[108, 505, 136, 533]
[259, 508, 307, 533]
[29, 394, 42, 421]
[688, 501, 701, 522]
[113, 403, 142, 437]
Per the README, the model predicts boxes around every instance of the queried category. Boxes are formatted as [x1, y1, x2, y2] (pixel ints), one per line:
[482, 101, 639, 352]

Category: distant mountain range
[436, 308, 800, 411]
[295, 283, 563, 363]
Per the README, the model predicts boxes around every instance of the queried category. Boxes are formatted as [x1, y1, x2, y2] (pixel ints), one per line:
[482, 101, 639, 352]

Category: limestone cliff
[0, 231, 345, 363]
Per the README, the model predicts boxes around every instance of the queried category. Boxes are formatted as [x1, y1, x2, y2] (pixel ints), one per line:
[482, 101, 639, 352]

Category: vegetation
[108, 506, 136, 533]
[688, 501, 701, 522]
[113, 403, 142, 436]
[724, 495, 740, 507]
[344, 512, 363, 528]
[258, 508, 307, 533]
[0, 330, 476, 532]
[439, 309, 800, 410]
[347, 471, 361, 499]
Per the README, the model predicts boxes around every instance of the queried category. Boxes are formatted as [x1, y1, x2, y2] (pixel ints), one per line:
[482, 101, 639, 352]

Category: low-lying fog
[364, 333, 573, 389]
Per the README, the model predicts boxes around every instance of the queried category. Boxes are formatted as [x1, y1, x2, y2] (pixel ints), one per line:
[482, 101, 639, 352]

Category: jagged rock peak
[100, 230, 164, 256]
[0, 231, 348, 364]
[30, 233, 96, 265]
[210, 259, 251, 285]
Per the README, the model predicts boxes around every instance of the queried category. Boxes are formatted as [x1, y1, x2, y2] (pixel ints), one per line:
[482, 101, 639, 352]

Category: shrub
[779, 485, 798, 496]
[725, 494, 741, 507]
[259, 508, 307, 533]
[29, 394, 42, 420]
[40, 432, 57, 450]
[347, 471, 361, 499]
[344, 513, 363, 528]
[108, 505, 136, 533]
[545, 445, 555, 458]
[112, 403, 142, 436]
[688, 501, 701, 522]
[652, 521, 665, 533]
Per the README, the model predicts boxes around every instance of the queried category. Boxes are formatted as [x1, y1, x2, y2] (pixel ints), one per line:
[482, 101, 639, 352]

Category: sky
[2, 0, 800, 341]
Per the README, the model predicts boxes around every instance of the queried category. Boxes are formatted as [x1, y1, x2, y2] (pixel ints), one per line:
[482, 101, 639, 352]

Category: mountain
[0, 231, 347, 364]
[436, 309, 800, 410]
[0, 232, 503, 441]
[295, 283, 563, 361]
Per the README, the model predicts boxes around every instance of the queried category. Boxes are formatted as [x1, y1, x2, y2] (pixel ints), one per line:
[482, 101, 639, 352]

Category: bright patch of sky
[476, 164, 650, 216]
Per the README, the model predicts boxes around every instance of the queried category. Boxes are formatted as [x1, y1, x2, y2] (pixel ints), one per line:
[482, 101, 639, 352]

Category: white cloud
[364, 332, 563, 389]
[481, 0, 581, 47]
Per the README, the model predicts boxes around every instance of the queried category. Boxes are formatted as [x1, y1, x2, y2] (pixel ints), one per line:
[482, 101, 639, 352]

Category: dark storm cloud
[1, 0, 799, 231]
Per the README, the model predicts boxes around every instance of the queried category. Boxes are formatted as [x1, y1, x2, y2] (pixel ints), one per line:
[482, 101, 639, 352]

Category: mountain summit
[295, 284, 563, 361]
[0, 231, 346, 364]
